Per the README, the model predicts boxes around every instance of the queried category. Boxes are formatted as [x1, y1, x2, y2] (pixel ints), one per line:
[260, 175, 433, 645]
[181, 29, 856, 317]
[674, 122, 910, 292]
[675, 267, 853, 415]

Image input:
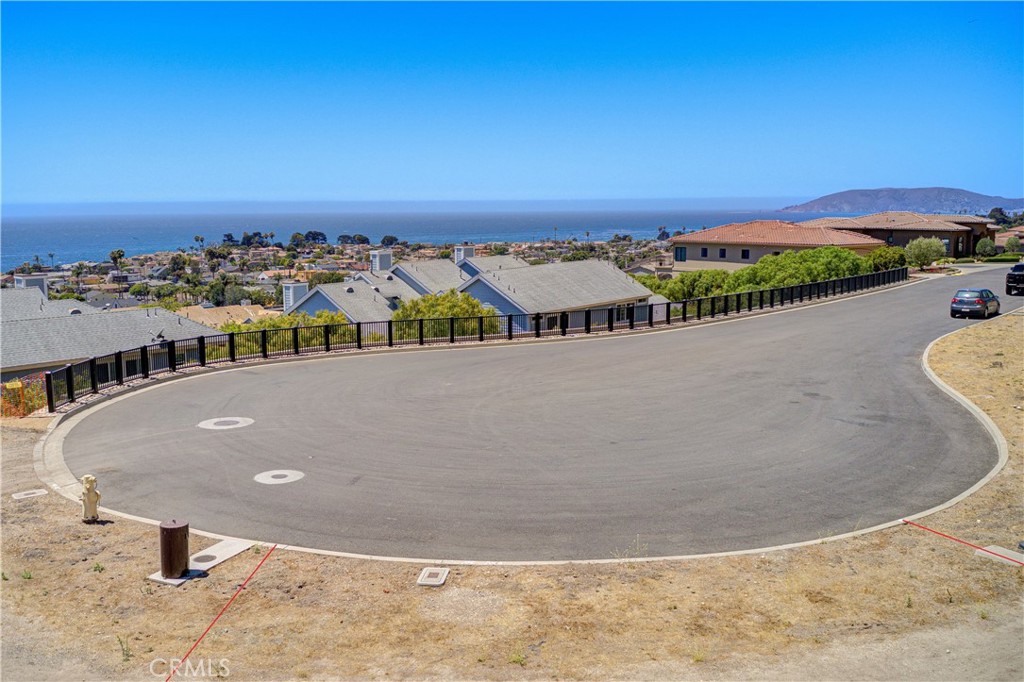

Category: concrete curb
[34, 283, 1014, 566]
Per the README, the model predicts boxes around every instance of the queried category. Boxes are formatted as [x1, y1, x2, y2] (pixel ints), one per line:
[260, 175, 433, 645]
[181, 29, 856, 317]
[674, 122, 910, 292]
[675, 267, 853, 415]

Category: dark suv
[1006, 263, 1024, 295]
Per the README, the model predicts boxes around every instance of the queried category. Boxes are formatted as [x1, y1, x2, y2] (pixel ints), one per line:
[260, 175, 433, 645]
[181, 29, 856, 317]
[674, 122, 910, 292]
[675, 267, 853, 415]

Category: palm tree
[48, 252, 55, 270]
[71, 263, 85, 292]
[194, 235, 205, 251]
[109, 249, 125, 298]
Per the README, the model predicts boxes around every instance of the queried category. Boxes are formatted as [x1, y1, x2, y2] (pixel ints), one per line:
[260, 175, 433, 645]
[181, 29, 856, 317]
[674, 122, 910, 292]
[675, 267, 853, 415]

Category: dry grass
[2, 313, 1022, 680]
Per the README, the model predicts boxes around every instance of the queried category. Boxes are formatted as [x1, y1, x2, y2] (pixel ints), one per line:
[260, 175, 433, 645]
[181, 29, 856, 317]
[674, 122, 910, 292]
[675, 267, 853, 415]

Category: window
[673, 246, 687, 262]
[741, 249, 750, 260]
[615, 304, 630, 322]
[719, 248, 727, 259]
[700, 247, 708, 258]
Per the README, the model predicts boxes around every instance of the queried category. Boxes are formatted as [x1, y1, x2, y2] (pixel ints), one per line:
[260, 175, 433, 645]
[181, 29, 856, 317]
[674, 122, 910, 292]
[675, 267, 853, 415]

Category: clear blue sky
[2, 1, 1022, 204]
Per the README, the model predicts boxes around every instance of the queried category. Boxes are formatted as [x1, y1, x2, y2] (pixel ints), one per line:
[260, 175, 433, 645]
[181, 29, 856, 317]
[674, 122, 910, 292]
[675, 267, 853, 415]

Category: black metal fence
[43, 267, 908, 412]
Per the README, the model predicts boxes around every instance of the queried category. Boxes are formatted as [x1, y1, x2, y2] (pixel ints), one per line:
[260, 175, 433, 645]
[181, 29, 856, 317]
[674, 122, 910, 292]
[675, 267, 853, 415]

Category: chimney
[282, 282, 309, 312]
[454, 245, 475, 262]
[370, 249, 392, 272]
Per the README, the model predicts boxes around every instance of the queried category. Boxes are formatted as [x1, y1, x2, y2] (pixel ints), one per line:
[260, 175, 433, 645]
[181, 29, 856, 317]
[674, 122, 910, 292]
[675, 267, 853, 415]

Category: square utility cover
[417, 567, 449, 587]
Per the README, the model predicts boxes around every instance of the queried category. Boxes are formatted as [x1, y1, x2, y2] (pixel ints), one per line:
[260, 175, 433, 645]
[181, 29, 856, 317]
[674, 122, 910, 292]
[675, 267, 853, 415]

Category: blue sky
[2, 1, 1022, 204]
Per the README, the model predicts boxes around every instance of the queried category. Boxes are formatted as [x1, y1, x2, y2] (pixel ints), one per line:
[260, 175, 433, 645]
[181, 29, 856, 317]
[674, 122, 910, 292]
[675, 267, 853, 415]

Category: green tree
[1005, 236, 1021, 254]
[974, 237, 996, 258]
[904, 237, 947, 268]
[987, 207, 1010, 227]
[560, 250, 590, 262]
[863, 245, 907, 272]
[352, 234, 370, 245]
[108, 249, 125, 271]
[491, 244, 510, 255]
[304, 230, 328, 245]
[380, 235, 399, 247]
[128, 282, 151, 299]
[307, 271, 349, 288]
[391, 290, 500, 339]
[219, 309, 349, 333]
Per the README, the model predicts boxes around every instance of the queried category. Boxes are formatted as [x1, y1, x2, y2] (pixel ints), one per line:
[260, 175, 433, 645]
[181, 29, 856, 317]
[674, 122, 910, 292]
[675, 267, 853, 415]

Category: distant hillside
[781, 188, 1024, 214]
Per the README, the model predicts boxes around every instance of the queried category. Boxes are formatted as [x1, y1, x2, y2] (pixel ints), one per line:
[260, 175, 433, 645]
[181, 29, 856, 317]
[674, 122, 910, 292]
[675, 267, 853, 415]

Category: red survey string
[166, 544, 278, 682]
[902, 520, 1023, 566]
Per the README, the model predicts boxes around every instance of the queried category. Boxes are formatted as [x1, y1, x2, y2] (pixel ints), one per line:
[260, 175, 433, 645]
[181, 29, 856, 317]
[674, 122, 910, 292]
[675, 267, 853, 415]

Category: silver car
[950, 288, 1000, 318]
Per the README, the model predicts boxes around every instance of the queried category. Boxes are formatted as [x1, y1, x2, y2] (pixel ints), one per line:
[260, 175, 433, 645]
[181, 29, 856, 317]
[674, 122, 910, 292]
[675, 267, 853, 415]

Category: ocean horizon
[1, 204, 834, 273]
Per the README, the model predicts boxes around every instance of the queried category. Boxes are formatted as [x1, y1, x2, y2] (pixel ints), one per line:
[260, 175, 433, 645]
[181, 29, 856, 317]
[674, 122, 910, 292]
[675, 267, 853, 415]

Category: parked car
[950, 288, 1000, 318]
[1006, 263, 1024, 295]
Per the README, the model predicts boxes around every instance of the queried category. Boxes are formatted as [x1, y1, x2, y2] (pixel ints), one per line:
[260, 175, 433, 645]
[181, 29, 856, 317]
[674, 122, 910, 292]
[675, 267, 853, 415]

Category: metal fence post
[89, 357, 99, 394]
[710, 296, 716, 318]
[293, 326, 301, 354]
[584, 309, 592, 333]
[449, 317, 456, 343]
[607, 307, 614, 332]
[65, 365, 75, 404]
[261, 329, 269, 358]
[419, 318, 425, 345]
[167, 340, 177, 372]
[115, 351, 124, 384]
[682, 300, 688, 323]
[534, 313, 542, 338]
[696, 298, 703, 319]
[387, 320, 394, 347]
[506, 315, 513, 341]
[324, 324, 332, 353]
[559, 312, 567, 336]
[228, 332, 237, 362]
[356, 322, 362, 349]
[44, 371, 56, 413]
[747, 291, 753, 312]
[647, 303, 654, 327]
[479, 316, 485, 341]
[197, 336, 207, 366]
[628, 305, 635, 329]
[140, 345, 150, 378]
[665, 303, 672, 325]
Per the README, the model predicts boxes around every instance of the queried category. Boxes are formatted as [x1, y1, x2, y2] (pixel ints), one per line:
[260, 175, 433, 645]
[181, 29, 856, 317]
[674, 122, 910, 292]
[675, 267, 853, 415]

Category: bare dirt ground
[2, 312, 1021, 681]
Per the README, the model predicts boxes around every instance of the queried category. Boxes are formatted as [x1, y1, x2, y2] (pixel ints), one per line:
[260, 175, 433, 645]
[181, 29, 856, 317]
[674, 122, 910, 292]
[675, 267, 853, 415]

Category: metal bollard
[160, 519, 190, 579]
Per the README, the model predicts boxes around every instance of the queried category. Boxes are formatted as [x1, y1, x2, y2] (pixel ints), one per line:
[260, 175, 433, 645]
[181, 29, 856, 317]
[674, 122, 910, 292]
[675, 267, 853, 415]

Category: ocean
[1, 208, 833, 272]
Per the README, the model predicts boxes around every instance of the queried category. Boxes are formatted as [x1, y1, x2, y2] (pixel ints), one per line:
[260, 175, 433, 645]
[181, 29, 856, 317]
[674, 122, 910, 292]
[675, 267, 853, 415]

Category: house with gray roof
[284, 278, 418, 322]
[1, 301, 221, 380]
[457, 259, 656, 332]
[1, 288, 101, 321]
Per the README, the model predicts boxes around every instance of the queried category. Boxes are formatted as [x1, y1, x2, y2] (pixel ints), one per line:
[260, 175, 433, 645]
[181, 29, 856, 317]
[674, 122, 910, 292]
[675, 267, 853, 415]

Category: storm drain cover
[417, 567, 450, 587]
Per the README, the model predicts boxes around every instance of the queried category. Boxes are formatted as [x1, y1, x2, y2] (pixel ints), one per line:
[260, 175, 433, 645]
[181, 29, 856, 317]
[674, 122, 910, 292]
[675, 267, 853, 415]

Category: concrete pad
[11, 489, 48, 500]
[974, 545, 1024, 567]
[148, 538, 254, 586]
[417, 567, 449, 586]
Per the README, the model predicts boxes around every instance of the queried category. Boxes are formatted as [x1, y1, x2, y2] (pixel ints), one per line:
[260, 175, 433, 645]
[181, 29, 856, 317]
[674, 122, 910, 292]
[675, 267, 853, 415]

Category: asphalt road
[61, 266, 1012, 561]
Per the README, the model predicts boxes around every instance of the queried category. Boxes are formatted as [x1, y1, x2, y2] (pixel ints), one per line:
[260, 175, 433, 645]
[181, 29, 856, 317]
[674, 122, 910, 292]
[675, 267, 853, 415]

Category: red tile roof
[667, 220, 885, 248]
[800, 211, 993, 231]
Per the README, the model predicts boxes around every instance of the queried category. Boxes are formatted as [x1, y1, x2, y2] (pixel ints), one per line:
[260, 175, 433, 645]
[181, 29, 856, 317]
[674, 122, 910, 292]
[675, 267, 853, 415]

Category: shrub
[904, 237, 947, 268]
[953, 258, 977, 264]
[864, 246, 907, 272]
[974, 237, 997, 258]
[392, 290, 500, 339]
[1005, 236, 1020, 253]
[722, 246, 869, 293]
[983, 253, 1024, 263]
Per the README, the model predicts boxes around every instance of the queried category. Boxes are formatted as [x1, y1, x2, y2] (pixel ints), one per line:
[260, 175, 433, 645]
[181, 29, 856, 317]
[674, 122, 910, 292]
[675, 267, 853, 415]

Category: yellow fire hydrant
[81, 474, 101, 523]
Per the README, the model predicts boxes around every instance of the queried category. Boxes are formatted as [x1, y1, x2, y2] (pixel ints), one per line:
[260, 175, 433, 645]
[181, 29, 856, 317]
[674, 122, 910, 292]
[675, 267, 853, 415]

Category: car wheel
[950, 310, 957, 318]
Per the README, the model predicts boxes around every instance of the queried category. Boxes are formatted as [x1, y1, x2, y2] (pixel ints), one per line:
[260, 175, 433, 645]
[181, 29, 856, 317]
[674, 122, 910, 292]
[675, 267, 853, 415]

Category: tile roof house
[667, 220, 885, 268]
[799, 212, 997, 258]
[1, 290, 221, 380]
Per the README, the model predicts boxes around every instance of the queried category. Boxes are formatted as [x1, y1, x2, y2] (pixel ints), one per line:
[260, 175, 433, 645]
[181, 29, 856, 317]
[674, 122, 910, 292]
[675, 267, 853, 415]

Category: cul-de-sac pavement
[55, 266, 1008, 562]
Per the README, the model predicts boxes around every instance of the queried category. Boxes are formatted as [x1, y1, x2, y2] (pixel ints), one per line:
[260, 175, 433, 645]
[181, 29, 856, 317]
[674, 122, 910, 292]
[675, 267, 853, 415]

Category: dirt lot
[2, 312, 1021, 681]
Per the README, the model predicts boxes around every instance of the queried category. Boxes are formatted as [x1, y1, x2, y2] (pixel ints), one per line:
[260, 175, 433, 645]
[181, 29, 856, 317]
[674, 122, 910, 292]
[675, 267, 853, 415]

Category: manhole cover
[254, 470, 305, 485]
[197, 417, 254, 430]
